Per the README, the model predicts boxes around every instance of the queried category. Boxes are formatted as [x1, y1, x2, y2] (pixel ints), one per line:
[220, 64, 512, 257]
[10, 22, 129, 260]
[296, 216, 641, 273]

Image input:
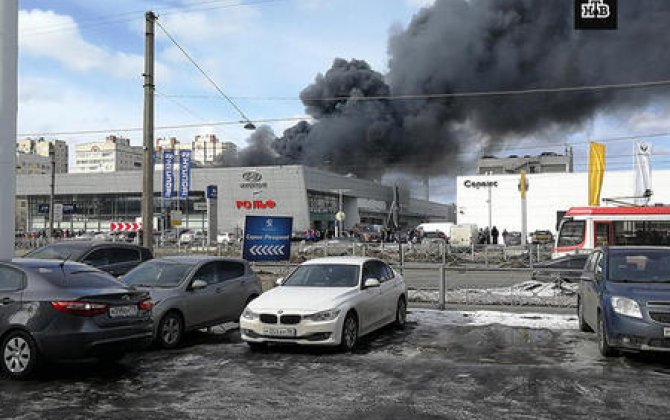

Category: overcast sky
[16, 0, 670, 203]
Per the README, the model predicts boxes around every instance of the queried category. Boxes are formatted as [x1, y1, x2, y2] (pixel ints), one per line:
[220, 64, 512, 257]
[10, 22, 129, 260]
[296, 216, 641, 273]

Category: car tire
[597, 313, 618, 357]
[394, 297, 407, 330]
[1, 330, 39, 380]
[340, 312, 359, 352]
[157, 312, 184, 349]
[247, 342, 267, 352]
[578, 297, 593, 333]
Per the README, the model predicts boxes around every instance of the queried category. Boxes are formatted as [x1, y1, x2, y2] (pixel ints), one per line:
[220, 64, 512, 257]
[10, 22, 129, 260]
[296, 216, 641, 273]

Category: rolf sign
[236, 200, 276, 210]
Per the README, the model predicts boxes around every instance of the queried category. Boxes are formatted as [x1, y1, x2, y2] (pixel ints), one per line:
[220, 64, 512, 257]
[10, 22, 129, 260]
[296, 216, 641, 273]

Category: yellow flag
[588, 142, 606, 206]
[519, 169, 528, 199]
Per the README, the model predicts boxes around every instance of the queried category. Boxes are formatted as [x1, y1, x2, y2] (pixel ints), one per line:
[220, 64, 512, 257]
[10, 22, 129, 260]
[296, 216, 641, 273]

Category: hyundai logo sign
[242, 170, 263, 182]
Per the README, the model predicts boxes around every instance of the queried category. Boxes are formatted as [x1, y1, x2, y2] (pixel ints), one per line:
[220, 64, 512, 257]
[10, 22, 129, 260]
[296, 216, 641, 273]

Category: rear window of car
[31, 265, 124, 289]
[25, 245, 87, 261]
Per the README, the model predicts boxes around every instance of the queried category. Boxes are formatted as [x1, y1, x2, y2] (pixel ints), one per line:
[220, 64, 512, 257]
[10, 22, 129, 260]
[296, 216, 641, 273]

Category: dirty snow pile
[409, 309, 578, 330]
[409, 280, 578, 307]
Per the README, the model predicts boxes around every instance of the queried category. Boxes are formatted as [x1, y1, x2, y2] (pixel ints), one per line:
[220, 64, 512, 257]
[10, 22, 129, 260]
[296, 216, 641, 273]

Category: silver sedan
[122, 256, 262, 348]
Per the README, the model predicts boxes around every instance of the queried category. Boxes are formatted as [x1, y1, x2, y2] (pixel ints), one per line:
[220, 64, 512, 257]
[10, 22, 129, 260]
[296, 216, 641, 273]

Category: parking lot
[3, 309, 670, 420]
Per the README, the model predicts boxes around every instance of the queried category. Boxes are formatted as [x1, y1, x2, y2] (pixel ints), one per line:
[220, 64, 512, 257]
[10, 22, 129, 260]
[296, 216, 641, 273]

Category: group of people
[477, 226, 510, 245]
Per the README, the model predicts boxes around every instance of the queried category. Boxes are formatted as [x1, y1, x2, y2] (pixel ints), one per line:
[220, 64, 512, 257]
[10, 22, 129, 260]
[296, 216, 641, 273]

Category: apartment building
[75, 135, 143, 173]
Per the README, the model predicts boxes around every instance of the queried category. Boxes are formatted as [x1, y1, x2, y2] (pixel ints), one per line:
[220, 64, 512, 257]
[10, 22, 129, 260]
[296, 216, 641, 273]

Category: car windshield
[24, 245, 87, 261]
[123, 260, 193, 288]
[283, 264, 360, 288]
[608, 250, 670, 283]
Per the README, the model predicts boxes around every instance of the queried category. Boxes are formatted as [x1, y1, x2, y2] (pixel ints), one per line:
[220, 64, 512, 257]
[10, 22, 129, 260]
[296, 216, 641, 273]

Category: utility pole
[0, 1, 17, 259]
[142, 11, 156, 251]
[520, 169, 528, 246]
[48, 146, 55, 240]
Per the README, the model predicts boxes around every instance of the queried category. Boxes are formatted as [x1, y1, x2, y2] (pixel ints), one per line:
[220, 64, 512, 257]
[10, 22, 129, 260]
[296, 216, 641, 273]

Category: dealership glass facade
[20, 193, 206, 232]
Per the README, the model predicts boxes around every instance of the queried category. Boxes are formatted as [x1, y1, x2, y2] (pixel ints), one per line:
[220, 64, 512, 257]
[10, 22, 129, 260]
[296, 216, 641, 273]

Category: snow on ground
[409, 309, 578, 330]
[409, 280, 578, 307]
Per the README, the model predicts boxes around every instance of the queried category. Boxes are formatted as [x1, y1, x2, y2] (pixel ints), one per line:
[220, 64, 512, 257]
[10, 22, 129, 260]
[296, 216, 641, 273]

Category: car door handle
[1, 297, 14, 305]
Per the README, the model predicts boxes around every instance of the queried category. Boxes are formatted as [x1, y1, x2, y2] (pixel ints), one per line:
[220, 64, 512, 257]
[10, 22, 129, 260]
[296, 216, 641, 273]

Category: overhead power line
[160, 78, 670, 103]
[17, 117, 310, 137]
[20, 0, 287, 36]
[155, 19, 256, 129]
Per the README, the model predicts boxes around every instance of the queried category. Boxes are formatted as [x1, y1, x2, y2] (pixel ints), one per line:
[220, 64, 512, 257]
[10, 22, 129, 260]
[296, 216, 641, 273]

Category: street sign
[53, 204, 63, 222]
[110, 222, 142, 232]
[243, 216, 293, 262]
[38, 204, 49, 214]
[194, 202, 207, 211]
[170, 210, 182, 226]
[206, 185, 218, 199]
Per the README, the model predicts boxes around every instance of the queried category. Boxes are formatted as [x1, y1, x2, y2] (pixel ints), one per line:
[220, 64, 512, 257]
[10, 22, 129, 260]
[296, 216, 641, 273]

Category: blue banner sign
[62, 204, 78, 214]
[243, 216, 293, 262]
[178, 150, 192, 199]
[163, 150, 175, 199]
[206, 185, 218, 199]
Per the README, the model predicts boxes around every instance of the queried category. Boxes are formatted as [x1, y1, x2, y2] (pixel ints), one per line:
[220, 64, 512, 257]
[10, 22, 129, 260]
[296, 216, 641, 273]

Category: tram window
[557, 221, 585, 247]
[613, 221, 670, 246]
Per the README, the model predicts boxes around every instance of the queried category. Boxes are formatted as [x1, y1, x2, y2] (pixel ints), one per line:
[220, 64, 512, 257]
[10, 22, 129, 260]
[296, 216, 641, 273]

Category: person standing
[491, 226, 499, 245]
[502, 229, 508, 245]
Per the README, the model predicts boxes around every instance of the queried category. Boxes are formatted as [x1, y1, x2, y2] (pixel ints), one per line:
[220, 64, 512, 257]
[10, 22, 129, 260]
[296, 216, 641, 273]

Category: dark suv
[23, 241, 153, 276]
[579, 246, 670, 356]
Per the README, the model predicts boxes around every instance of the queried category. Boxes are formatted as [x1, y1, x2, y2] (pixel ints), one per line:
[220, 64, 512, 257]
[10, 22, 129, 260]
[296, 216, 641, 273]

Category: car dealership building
[16, 165, 454, 234]
[456, 169, 670, 234]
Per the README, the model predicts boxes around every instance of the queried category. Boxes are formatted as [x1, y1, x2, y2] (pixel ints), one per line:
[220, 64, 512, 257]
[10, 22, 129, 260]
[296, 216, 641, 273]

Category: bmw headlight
[303, 309, 341, 322]
[242, 308, 259, 320]
[611, 296, 643, 319]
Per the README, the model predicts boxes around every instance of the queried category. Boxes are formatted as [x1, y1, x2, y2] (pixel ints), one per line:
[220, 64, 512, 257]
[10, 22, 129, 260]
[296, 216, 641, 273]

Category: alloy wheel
[4, 337, 31, 374]
[160, 315, 182, 348]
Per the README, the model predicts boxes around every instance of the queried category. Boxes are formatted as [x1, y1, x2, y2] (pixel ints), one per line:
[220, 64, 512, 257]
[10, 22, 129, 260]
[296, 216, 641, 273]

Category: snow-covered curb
[408, 309, 578, 330]
[409, 280, 578, 307]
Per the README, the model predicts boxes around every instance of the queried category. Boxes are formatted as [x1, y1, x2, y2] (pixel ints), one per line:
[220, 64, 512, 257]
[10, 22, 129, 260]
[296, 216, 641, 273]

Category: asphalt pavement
[3, 310, 670, 419]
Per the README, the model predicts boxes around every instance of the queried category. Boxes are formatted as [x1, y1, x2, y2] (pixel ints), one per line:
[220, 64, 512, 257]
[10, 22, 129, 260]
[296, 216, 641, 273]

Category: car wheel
[247, 342, 267, 352]
[578, 297, 593, 333]
[394, 297, 407, 330]
[597, 313, 618, 357]
[158, 312, 184, 349]
[1, 330, 38, 380]
[340, 312, 358, 352]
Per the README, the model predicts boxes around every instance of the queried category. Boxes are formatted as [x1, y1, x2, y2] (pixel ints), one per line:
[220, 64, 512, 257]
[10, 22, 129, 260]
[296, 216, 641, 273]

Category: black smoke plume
[239, 0, 670, 177]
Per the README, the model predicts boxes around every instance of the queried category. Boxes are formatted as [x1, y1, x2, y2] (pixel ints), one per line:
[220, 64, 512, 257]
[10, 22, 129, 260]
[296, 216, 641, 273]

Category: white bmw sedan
[240, 257, 408, 351]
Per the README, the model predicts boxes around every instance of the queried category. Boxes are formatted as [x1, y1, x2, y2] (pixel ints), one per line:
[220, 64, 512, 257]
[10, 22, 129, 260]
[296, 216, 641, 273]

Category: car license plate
[109, 305, 138, 318]
[664, 327, 670, 338]
[262, 327, 296, 337]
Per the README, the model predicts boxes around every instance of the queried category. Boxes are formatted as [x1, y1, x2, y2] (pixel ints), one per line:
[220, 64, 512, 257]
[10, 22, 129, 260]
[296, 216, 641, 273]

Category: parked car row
[3, 241, 407, 379]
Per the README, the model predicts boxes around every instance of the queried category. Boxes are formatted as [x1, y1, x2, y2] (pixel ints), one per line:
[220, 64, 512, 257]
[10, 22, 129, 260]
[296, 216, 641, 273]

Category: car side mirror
[191, 279, 207, 290]
[364, 278, 381, 288]
[275, 277, 284, 286]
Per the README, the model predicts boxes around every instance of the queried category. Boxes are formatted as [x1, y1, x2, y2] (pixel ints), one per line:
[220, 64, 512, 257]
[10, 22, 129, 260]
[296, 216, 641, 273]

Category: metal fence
[15, 237, 576, 309]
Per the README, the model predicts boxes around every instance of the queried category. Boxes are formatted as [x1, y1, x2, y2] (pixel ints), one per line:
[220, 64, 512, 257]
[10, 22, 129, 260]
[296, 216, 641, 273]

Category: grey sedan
[122, 256, 262, 348]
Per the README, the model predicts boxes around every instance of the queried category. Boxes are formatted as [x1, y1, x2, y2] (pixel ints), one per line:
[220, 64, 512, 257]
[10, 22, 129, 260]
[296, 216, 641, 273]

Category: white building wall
[457, 170, 670, 234]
